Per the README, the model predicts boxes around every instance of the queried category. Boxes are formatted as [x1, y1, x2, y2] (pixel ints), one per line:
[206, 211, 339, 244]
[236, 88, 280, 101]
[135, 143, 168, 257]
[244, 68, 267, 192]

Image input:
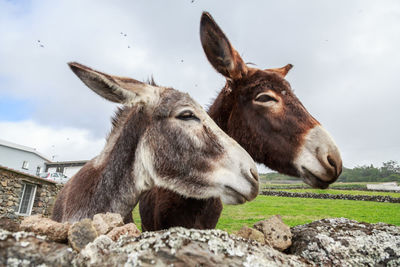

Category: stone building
[0, 165, 62, 221]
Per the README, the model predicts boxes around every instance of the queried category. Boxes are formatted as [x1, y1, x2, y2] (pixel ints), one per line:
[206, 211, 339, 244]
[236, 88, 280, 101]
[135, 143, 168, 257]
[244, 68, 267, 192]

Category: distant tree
[337, 161, 400, 183]
[263, 161, 400, 183]
[381, 160, 400, 175]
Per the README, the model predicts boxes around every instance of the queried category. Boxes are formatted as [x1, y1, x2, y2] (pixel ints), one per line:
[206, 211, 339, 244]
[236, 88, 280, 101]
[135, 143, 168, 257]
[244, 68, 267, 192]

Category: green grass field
[216, 196, 400, 233]
[133, 195, 400, 233]
[267, 188, 400, 198]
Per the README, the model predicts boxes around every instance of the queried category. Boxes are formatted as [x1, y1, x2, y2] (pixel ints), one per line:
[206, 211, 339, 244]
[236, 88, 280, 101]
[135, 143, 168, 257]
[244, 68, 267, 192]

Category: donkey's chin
[220, 185, 250, 205]
[301, 167, 331, 189]
[210, 162, 259, 204]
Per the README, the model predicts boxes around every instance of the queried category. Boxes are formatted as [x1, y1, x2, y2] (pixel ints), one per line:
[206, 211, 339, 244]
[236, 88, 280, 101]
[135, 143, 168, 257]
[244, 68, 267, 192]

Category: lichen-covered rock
[68, 218, 98, 252]
[74, 227, 309, 266]
[92, 212, 124, 235]
[20, 214, 70, 242]
[78, 235, 120, 266]
[107, 223, 141, 241]
[5, 218, 398, 266]
[0, 229, 75, 266]
[254, 215, 292, 251]
[236, 226, 266, 244]
[289, 218, 400, 266]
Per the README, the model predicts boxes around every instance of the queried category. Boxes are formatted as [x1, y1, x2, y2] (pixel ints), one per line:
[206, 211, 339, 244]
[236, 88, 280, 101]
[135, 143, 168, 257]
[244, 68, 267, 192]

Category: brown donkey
[139, 12, 342, 231]
[52, 62, 259, 223]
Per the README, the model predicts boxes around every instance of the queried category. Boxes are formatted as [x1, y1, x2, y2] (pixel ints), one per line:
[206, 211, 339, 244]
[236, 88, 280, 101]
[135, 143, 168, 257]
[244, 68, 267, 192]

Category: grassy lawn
[216, 196, 400, 233]
[133, 195, 400, 233]
[267, 188, 400, 198]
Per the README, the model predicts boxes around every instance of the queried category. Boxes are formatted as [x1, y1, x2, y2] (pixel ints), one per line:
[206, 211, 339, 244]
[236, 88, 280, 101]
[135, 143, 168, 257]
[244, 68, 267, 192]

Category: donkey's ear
[265, 64, 293, 78]
[200, 12, 247, 80]
[68, 62, 160, 105]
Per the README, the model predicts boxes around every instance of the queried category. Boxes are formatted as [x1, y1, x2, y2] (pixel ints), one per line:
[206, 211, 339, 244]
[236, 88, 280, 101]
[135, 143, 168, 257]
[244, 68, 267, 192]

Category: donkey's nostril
[250, 168, 259, 182]
[327, 155, 336, 168]
[327, 154, 342, 177]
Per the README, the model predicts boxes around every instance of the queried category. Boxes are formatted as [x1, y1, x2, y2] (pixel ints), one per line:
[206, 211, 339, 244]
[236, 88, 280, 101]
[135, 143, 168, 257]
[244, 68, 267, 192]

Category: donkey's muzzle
[294, 125, 342, 188]
[219, 166, 259, 205]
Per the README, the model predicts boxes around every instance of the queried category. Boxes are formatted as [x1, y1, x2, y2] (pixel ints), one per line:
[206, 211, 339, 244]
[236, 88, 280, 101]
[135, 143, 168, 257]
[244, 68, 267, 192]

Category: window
[22, 161, 29, 170]
[17, 183, 37, 216]
[56, 166, 64, 173]
[36, 166, 42, 176]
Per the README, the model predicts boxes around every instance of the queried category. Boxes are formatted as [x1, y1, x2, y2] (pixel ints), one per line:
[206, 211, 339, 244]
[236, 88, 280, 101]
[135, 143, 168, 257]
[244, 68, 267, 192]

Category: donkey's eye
[176, 110, 200, 122]
[255, 94, 278, 103]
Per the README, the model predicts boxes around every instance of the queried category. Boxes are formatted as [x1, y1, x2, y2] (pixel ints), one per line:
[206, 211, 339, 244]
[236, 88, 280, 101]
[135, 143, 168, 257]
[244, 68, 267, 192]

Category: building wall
[366, 182, 400, 191]
[0, 166, 62, 221]
[64, 165, 82, 178]
[0, 145, 48, 176]
[47, 165, 82, 178]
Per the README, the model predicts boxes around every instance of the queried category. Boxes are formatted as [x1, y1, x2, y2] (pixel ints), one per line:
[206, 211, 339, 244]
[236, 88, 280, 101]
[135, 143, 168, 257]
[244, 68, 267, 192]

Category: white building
[367, 182, 400, 191]
[45, 160, 88, 178]
[0, 139, 50, 176]
[0, 139, 88, 180]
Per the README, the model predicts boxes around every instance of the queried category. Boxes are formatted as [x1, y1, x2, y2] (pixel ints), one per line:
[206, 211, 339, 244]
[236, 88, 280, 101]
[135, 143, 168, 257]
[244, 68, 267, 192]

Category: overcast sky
[0, 0, 399, 171]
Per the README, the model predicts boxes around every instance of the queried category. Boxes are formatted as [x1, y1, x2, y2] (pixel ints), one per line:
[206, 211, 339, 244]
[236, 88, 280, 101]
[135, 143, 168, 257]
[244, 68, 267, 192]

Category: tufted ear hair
[68, 62, 161, 106]
[200, 12, 248, 80]
[265, 64, 293, 78]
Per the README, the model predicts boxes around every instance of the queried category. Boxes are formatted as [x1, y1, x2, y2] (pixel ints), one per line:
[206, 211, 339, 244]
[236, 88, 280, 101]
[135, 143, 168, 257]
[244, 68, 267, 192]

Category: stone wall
[0, 166, 62, 221]
[261, 190, 400, 203]
[264, 185, 400, 193]
[1, 217, 399, 266]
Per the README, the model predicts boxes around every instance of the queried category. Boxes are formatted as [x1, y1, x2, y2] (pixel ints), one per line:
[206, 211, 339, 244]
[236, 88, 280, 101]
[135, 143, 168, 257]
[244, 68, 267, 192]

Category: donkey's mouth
[223, 185, 248, 204]
[301, 167, 330, 189]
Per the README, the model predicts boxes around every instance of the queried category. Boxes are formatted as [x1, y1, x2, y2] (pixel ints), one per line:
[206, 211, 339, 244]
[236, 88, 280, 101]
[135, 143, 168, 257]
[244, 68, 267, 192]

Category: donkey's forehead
[154, 88, 202, 116]
[237, 69, 292, 96]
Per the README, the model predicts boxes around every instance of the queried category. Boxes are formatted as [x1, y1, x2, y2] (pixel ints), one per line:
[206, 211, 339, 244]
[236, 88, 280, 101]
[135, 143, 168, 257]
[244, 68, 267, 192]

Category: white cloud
[0, 120, 104, 161]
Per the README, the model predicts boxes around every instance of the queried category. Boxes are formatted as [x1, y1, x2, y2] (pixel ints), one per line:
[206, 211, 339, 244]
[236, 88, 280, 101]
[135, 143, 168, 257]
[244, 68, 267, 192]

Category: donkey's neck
[92, 106, 149, 219]
[208, 84, 234, 131]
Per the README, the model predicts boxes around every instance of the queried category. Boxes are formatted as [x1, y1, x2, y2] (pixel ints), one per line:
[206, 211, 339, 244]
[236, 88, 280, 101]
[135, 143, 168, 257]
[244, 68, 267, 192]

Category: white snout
[294, 125, 342, 189]
[211, 136, 259, 205]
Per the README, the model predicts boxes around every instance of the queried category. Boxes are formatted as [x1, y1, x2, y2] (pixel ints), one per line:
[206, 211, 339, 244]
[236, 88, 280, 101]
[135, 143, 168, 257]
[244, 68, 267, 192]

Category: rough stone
[92, 212, 124, 235]
[20, 214, 70, 242]
[289, 218, 400, 266]
[68, 218, 98, 252]
[0, 229, 76, 266]
[0, 167, 63, 220]
[107, 223, 141, 241]
[3, 217, 399, 266]
[254, 215, 292, 251]
[0, 217, 20, 232]
[236, 226, 266, 244]
[75, 227, 309, 266]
